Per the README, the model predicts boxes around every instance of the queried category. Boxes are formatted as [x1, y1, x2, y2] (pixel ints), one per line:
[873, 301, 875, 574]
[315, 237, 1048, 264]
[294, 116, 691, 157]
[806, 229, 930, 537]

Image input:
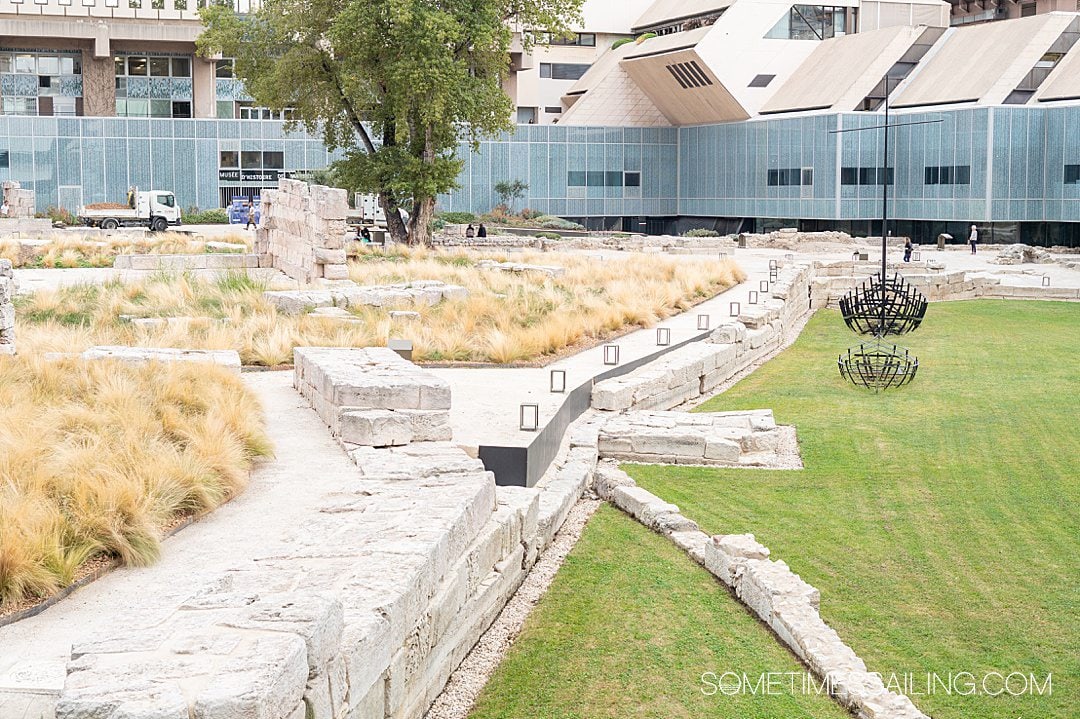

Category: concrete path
[0, 371, 361, 715]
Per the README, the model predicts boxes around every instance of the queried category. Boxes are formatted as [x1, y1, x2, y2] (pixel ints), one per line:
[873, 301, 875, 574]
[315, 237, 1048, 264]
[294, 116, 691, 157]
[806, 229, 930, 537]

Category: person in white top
[968, 224, 978, 255]
[0, 201, 8, 218]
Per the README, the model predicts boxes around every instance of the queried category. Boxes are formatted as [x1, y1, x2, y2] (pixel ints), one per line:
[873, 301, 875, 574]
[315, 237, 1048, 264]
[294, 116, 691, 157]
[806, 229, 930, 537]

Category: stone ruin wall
[0, 259, 14, 355]
[255, 179, 351, 284]
[2, 180, 35, 219]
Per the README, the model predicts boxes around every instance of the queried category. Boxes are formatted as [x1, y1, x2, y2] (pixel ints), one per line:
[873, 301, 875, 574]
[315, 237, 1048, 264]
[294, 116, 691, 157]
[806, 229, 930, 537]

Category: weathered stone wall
[2, 180, 36, 219]
[264, 280, 468, 315]
[0, 259, 14, 355]
[811, 261, 1080, 306]
[44, 346, 242, 373]
[113, 253, 265, 271]
[593, 462, 931, 719]
[592, 262, 814, 412]
[255, 179, 350, 283]
[47, 348, 598, 719]
[597, 409, 790, 467]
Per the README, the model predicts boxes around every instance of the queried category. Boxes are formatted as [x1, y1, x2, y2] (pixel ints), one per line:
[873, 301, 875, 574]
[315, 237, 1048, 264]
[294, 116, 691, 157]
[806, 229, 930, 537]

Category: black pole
[879, 87, 890, 337]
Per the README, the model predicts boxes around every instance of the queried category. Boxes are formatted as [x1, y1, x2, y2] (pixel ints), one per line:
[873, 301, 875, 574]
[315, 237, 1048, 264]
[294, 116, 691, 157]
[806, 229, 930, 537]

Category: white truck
[78, 190, 181, 232]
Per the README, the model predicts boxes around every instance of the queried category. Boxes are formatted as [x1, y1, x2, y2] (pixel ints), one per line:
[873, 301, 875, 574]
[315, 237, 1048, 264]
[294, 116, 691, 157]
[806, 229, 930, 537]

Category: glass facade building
[0, 104, 1077, 244]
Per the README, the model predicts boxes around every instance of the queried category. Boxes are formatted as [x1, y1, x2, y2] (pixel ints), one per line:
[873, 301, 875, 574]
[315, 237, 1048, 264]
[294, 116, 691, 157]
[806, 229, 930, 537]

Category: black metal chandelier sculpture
[830, 90, 939, 391]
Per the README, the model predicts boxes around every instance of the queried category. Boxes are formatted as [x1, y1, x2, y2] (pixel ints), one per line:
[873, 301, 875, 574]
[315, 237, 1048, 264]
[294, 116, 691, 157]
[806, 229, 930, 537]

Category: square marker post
[749, 290, 759, 304]
[729, 301, 741, 317]
[656, 327, 671, 346]
[550, 369, 566, 393]
[697, 314, 710, 331]
[1042, 275, 1051, 287]
[519, 404, 539, 431]
[760, 279, 770, 292]
[603, 344, 620, 365]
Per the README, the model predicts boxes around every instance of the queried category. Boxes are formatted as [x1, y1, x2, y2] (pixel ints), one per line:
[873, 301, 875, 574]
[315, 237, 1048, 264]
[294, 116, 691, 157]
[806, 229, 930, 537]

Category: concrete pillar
[81, 49, 115, 117]
[193, 57, 217, 119]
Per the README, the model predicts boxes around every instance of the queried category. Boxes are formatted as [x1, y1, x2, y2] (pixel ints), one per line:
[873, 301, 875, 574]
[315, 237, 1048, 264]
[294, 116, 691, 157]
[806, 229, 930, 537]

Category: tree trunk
[379, 124, 409, 244]
[407, 195, 436, 246]
[379, 193, 409, 244]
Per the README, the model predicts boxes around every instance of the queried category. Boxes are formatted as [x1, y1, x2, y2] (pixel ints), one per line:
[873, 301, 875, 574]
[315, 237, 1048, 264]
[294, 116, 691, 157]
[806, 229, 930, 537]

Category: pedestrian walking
[903, 238, 913, 263]
[245, 203, 256, 230]
[969, 224, 978, 254]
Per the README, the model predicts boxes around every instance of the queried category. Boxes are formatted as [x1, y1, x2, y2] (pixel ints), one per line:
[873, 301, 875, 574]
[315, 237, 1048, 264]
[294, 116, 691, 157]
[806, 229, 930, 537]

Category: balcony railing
[0, 0, 259, 21]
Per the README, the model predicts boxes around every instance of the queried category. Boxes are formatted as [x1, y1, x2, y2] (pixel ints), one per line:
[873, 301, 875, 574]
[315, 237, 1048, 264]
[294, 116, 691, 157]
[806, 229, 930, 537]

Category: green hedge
[182, 208, 230, 224]
[438, 211, 477, 224]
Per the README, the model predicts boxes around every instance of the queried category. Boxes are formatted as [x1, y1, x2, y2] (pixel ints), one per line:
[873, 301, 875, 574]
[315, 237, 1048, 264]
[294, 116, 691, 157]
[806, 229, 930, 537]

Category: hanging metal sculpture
[829, 91, 940, 391]
[839, 272, 928, 336]
[838, 336, 919, 390]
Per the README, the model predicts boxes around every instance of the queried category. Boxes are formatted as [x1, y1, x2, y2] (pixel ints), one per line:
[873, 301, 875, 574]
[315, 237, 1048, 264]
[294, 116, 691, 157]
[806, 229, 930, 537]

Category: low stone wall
[293, 346, 452, 446]
[811, 262, 1080, 306]
[0, 259, 14, 355]
[592, 262, 813, 411]
[265, 281, 467, 315]
[0, 218, 55, 237]
[44, 345, 242, 373]
[593, 462, 930, 719]
[476, 259, 566, 277]
[597, 409, 790, 467]
[113, 253, 264, 271]
[256, 179, 350, 283]
[433, 232, 734, 253]
[49, 348, 599, 719]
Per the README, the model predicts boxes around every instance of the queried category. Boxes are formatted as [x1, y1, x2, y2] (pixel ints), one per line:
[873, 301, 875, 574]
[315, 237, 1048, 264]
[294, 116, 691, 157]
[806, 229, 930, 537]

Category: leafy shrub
[535, 215, 585, 231]
[438, 211, 476, 224]
[432, 218, 447, 231]
[520, 208, 543, 220]
[41, 206, 76, 225]
[536, 232, 562, 241]
[683, 228, 720, 237]
[182, 207, 230, 224]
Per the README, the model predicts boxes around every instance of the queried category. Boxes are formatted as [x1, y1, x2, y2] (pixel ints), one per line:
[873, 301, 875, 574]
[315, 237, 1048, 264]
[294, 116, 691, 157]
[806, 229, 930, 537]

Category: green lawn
[469, 504, 852, 719]
[628, 300, 1079, 719]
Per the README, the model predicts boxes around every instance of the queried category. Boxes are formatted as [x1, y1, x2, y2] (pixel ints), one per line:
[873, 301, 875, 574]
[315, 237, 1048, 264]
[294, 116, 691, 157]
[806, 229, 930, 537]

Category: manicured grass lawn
[630, 301, 1079, 719]
[469, 504, 851, 719]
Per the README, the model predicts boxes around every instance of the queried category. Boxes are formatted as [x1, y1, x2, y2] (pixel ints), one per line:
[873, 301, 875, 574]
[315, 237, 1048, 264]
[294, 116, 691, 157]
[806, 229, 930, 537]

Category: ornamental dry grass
[0, 354, 271, 609]
[15, 248, 745, 366]
[0, 231, 251, 269]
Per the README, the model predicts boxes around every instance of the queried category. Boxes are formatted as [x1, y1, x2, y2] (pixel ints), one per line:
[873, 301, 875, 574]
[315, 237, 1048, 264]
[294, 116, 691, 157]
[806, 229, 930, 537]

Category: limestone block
[440, 284, 468, 301]
[222, 593, 345, 676]
[737, 558, 820, 626]
[0, 303, 13, 330]
[610, 484, 679, 526]
[264, 290, 336, 315]
[339, 409, 414, 447]
[703, 438, 741, 463]
[631, 431, 706, 456]
[322, 264, 351, 282]
[79, 346, 242, 373]
[591, 381, 634, 411]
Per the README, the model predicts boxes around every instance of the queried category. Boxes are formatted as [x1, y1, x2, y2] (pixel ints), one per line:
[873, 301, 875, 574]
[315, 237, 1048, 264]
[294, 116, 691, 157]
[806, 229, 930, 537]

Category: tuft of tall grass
[0, 354, 271, 608]
[15, 248, 745, 365]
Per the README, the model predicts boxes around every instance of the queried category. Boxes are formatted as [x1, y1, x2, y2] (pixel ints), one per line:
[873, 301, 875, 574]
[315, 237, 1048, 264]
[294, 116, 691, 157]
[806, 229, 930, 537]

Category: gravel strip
[424, 495, 603, 719]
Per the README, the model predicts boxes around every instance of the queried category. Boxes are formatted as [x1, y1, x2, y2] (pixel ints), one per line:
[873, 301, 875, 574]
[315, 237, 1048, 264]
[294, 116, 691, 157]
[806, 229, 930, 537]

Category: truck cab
[138, 191, 181, 232]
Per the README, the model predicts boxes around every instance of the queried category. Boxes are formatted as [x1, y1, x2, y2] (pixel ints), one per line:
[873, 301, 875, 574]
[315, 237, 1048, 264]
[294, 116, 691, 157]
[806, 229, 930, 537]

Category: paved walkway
[0, 371, 361, 715]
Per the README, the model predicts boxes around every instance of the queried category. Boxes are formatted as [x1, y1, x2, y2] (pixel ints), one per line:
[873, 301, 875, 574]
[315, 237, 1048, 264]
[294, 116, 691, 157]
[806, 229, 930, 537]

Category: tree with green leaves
[494, 179, 528, 212]
[198, 0, 582, 245]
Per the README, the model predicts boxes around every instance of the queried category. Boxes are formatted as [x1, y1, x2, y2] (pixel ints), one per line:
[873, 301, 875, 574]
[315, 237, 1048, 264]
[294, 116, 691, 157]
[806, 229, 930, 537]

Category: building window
[235, 101, 294, 120]
[748, 74, 776, 88]
[1021, 2, 1036, 16]
[114, 54, 193, 117]
[766, 5, 848, 41]
[215, 59, 234, 78]
[533, 32, 596, 47]
[567, 171, 636, 187]
[767, 168, 813, 186]
[539, 63, 591, 80]
[0, 50, 83, 116]
[0, 150, 8, 169]
[544, 106, 563, 114]
[1064, 165, 1080, 184]
[842, 166, 895, 185]
[924, 165, 971, 185]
